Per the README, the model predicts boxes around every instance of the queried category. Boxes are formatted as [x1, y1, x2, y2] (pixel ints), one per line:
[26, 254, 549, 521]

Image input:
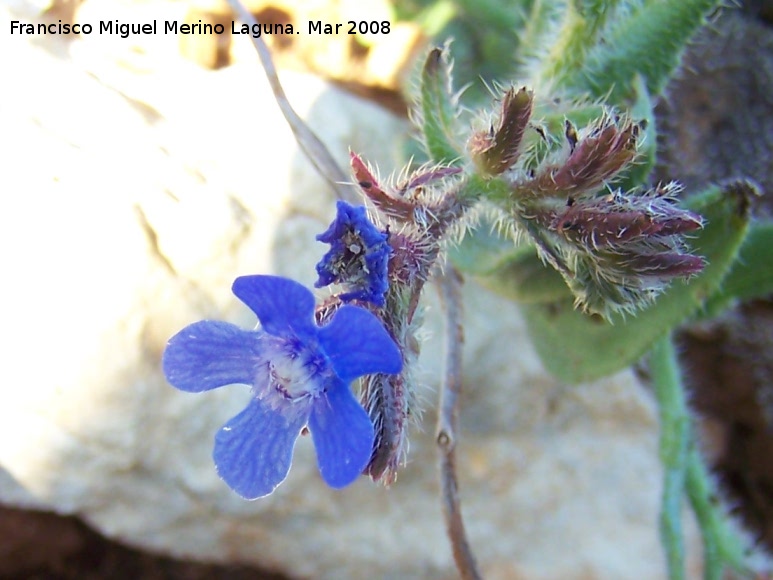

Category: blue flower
[315, 200, 391, 306]
[162, 275, 402, 499]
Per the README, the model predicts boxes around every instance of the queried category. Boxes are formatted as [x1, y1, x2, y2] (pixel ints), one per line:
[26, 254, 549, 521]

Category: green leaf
[513, 0, 563, 78]
[612, 75, 657, 192]
[476, 248, 572, 303]
[448, 226, 527, 276]
[452, 0, 526, 33]
[419, 46, 462, 164]
[701, 219, 773, 317]
[522, 181, 754, 383]
[409, 0, 457, 36]
[576, 0, 721, 103]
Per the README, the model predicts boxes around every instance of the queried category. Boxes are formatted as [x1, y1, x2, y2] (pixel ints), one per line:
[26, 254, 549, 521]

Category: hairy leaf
[419, 47, 462, 164]
[701, 219, 773, 317]
[577, 0, 721, 103]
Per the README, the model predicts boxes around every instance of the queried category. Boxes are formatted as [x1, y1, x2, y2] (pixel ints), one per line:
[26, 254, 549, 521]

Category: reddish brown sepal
[350, 152, 415, 221]
[616, 252, 706, 278]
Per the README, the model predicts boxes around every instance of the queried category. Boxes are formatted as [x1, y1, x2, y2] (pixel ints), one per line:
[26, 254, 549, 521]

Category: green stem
[651, 334, 757, 580]
[685, 447, 750, 579]
[650, 333, 690, 580]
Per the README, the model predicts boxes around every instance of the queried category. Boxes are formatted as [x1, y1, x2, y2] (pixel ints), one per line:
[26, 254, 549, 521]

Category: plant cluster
[164, 0, 773, 578]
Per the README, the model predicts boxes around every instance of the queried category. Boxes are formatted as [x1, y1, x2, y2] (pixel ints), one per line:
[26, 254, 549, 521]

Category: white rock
[0, 7, 700, 579]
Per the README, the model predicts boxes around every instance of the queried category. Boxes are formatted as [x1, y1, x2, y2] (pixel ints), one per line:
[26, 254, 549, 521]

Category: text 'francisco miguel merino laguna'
[10, 19, 392, 38]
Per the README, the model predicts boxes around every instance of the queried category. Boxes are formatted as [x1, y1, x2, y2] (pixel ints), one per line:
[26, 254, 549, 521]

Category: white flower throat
[264, 338, 328, 402]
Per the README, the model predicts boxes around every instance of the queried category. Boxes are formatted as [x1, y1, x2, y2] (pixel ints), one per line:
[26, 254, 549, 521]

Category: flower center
[264, 338, 329, 402]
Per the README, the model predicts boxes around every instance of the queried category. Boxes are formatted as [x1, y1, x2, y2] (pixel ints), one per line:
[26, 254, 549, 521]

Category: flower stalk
[436, 266, 481, 580]
[650, 332, 757, 580]
[650, 333, 690, 580]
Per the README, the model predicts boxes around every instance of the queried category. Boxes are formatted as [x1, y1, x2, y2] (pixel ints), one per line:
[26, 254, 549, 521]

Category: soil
[0, 505, 287, 579]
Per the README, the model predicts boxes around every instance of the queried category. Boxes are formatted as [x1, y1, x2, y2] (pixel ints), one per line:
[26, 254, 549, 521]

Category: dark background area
[657, 0, 773, 556]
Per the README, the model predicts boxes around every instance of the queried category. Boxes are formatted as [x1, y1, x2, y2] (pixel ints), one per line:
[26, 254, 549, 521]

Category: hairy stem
[435, 267, 481, 580]
[226, 0, 356, 202]
[685, 442, 750, 579]
[685, 447, 721, 580]
[650, 333, 764, 579]
[650, 333, 690, 580]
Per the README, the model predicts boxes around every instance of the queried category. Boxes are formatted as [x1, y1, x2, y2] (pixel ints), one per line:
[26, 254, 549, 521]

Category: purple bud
[399, 166, 463, 192]
[613, 252, 706, 278]
[519, 182, 707, 316]
[551, 205, 657, 248]
[469, 87, 533, 175]
[516, 116, 640, 198]
[361, 372, 409, 485]
[550, 192, 704, 249]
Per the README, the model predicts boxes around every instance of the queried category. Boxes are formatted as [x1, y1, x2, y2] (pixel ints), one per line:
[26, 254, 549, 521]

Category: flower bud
[315, 201, 392, 306]
[350, 152, 415, 222]
[520, 184, 705, 317]
[550, 190, 704, 249]
[469, 87, 533, 175]
[514, 115, 640, 199]
[611, 251, 706, 278]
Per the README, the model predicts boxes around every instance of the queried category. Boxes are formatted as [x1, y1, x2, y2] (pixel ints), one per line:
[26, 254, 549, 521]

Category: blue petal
[232, 275, 316, 339]
[314, 238, 346, 288]
[314, 201, 391, 306]
[213, 398, 308, 499]
[163, 321, 263, 392]
[318, 305, 403, 383]
[315, 200, 351, 243]
[309, 381, 374, 489]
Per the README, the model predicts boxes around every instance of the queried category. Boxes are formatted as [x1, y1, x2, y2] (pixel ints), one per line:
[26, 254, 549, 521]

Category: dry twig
[226, 0, 356, 201]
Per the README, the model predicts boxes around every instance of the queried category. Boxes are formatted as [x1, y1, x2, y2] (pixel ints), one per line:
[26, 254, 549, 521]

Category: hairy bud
[343, 150, 473, 484]
[513, 115, 641, 199]
[525, 184, 705, 317]
[550, 187, 703, 250]
[469, 87, 533, 175]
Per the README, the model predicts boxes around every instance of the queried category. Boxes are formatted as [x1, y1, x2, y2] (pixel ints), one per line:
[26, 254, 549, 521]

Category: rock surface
[1, 3, 701, 578]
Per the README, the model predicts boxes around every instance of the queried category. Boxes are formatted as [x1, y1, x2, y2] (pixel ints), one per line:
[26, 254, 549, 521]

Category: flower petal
[232, 275, 316, 339]
[213, 398, 308, 499]
[163, 321, 263, 392]
[309, 381, 374, 489]
[314, 201, 391, 306]
[318, 305, 403, 382]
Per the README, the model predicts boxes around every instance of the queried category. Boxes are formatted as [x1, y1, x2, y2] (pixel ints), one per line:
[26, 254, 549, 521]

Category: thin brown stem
[435, 267, 481, 580]
[226, 0, 357, 202]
